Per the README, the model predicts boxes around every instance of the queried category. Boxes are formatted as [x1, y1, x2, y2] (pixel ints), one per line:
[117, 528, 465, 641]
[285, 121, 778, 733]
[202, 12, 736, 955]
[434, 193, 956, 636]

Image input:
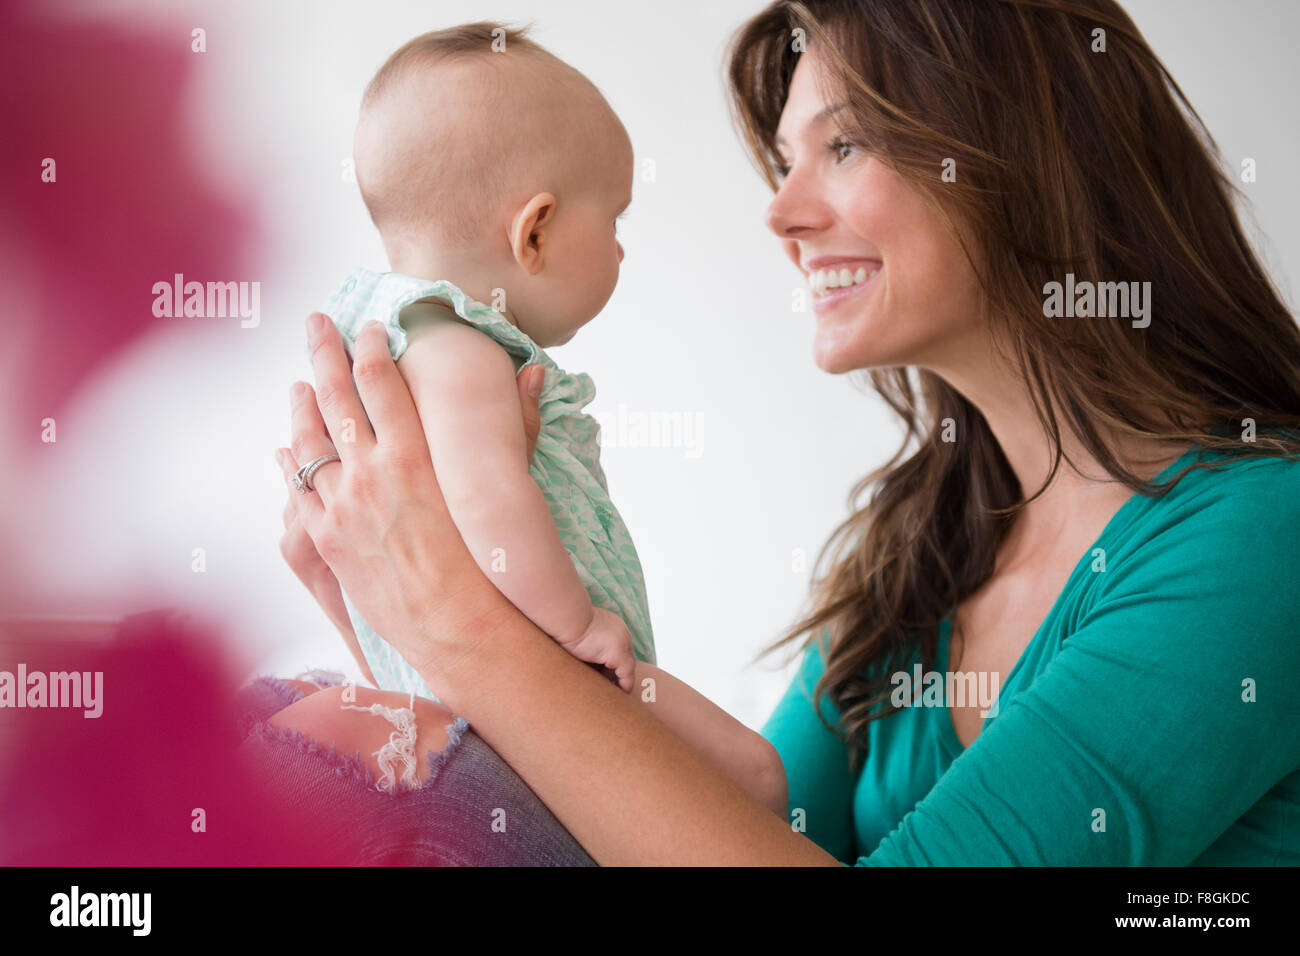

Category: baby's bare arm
[394, 318, 595, 644]
[630, 661, 788, 819]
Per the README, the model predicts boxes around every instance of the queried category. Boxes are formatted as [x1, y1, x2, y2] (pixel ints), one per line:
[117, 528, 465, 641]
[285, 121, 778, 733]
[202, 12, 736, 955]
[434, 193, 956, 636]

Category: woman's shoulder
[1088, 440, 1300, 653]
[1156, 441, 1300, 527]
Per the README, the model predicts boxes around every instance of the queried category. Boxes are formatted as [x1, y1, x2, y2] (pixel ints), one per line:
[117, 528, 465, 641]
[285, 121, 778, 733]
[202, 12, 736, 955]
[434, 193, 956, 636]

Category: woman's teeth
[810, 265, 879, 296]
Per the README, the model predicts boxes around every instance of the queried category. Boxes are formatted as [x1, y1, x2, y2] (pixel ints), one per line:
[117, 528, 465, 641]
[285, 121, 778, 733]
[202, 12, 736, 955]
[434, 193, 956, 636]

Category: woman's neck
[925, 327, 1192, 548]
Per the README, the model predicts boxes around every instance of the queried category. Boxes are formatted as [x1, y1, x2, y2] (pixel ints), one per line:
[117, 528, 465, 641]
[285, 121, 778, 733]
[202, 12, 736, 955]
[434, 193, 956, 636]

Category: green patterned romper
[315, 268, 657, 701]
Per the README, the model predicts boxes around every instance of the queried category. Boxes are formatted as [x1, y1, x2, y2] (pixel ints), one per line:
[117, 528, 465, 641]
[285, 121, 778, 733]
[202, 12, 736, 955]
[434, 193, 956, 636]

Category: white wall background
[13, 0, 1299, 728]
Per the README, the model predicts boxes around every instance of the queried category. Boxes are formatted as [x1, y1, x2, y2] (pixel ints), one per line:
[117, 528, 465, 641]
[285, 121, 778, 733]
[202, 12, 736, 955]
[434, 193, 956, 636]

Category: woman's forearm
[415, 595, 838, 866]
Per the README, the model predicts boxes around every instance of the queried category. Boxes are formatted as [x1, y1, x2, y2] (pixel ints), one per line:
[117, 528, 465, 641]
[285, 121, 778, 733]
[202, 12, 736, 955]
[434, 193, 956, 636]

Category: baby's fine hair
[362, 21, 549, 112]
[355, 21, 605, 246]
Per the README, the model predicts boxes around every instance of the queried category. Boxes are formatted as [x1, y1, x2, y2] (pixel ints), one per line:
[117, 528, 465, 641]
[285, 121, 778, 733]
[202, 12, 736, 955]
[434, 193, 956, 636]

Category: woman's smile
[808, 260, 882, 313]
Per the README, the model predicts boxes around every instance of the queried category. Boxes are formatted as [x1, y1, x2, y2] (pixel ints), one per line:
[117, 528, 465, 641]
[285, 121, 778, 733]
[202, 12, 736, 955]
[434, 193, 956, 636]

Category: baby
[309, 22, 786, 814]
[325, 23, 647, 700]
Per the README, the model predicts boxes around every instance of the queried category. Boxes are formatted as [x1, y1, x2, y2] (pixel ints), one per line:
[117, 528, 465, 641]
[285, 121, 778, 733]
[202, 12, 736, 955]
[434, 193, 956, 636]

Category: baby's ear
[508, 192, 556, 275]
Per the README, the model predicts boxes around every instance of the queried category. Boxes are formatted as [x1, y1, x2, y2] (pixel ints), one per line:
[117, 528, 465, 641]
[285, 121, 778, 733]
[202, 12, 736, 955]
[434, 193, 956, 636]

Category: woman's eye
[830, 138, 854, 162]
[772, 160, 791, 180]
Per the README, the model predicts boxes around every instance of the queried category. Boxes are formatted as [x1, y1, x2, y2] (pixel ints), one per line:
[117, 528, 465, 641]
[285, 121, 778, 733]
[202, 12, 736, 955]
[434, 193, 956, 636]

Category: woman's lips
[808, 261, 882, 312]
[804, 258, 882, 292]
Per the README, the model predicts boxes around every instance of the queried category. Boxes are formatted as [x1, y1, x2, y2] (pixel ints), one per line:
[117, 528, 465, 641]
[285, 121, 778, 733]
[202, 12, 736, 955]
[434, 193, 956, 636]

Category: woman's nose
[765, 173, 827, 239]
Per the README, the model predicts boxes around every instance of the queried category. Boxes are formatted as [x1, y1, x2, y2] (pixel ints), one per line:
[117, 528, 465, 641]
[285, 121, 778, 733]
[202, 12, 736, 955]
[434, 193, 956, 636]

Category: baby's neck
[388, 247, 469, 290]
[387, 247, 521, 330]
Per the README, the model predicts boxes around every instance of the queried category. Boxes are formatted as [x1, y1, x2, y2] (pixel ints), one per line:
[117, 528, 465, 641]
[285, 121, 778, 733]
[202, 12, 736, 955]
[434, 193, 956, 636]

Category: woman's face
[767, 51, 982, 375]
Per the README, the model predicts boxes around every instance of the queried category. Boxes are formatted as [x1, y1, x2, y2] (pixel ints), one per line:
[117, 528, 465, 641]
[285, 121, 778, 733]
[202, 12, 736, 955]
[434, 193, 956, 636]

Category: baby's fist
[561, 607, 637, 693]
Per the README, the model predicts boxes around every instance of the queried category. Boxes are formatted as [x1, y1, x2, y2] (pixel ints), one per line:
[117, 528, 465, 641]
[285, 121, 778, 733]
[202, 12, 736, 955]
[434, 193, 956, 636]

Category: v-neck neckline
[936, 442, 1206, 755]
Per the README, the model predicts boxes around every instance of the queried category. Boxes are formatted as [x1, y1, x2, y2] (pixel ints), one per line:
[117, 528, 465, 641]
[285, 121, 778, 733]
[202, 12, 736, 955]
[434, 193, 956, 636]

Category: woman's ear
[509, 192, 557, 275]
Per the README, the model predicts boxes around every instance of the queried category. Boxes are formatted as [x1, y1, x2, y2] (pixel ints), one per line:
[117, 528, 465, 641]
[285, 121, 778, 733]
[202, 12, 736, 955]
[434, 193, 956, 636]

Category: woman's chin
[812, 333, 886, 375]
[811, 314, 922, 373]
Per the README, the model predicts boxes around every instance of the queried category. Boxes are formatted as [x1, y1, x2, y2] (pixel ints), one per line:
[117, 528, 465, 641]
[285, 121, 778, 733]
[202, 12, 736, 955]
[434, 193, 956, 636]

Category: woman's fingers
[305, 312, 376, 459]
[288, 381, 344, 504]
[278, 508, 321, 582]
[517, 364, 544, 462]
[349, 321, 430, 463]
[275, 446, 326, 526]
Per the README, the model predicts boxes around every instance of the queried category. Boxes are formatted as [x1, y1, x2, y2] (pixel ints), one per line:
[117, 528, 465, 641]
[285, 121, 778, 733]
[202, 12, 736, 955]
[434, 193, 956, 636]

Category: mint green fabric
[762, 443, 1300, 865]
[316, 268, 656, 700]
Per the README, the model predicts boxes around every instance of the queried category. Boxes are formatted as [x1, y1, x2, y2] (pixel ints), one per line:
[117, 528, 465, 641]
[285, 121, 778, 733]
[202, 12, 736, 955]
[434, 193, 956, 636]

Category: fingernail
[307, 312, 326, 339]
[528, 366, 544, 397]
[291, 381, 308, 400]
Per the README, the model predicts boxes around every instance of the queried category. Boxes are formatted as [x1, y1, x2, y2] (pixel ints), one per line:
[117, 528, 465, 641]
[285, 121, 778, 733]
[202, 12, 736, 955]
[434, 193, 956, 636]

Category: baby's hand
[558, 607, 637, 693]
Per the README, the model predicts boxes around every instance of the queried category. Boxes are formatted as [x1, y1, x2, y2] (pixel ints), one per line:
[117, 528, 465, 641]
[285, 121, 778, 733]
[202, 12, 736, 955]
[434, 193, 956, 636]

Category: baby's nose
[616, 240, 624, 263]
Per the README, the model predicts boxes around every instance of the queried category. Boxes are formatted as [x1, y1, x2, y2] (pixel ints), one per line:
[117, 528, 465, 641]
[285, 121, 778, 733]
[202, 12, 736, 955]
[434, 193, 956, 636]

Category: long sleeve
[761, 632, 858, 863]
[856, 463, 1300, 865]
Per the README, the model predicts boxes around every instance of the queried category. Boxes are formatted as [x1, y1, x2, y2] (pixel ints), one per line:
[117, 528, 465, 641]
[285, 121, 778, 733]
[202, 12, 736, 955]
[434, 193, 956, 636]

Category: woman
[248, 0, 1300, 865]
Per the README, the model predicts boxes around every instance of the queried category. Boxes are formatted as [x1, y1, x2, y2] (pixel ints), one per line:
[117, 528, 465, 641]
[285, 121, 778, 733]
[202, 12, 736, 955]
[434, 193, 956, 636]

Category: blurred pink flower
[0, 0, 255, 426]
[0, 1, 328, 865]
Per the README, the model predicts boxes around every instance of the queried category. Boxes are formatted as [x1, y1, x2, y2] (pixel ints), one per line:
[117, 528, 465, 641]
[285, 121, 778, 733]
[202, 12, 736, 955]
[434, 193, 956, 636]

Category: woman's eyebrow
[775, 102, 851, 149]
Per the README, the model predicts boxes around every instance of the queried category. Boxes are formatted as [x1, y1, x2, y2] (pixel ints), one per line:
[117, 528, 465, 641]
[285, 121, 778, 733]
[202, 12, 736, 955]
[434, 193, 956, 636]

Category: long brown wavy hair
[726, 0, 1300, 771]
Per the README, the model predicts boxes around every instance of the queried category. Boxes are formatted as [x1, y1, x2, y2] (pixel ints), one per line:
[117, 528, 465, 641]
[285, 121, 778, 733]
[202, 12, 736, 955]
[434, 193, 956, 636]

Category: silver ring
[293, 453, 341, 494]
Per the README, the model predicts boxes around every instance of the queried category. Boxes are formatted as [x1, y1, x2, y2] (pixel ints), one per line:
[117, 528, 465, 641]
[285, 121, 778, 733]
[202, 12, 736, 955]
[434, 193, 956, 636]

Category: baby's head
[354, 22, 632, 348]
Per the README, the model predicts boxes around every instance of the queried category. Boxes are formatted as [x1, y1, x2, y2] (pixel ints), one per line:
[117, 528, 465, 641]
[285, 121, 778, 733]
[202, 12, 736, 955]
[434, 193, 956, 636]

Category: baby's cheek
[601, 243, 621, 292]
[572, 252, 614, 316]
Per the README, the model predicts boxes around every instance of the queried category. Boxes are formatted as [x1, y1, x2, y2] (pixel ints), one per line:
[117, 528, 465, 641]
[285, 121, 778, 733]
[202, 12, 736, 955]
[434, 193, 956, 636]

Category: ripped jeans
[233, 673, 597, 866]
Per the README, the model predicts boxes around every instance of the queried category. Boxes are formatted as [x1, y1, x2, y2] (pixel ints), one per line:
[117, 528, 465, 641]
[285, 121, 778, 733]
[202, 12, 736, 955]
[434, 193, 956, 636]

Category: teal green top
[762, 443, 1300, 865]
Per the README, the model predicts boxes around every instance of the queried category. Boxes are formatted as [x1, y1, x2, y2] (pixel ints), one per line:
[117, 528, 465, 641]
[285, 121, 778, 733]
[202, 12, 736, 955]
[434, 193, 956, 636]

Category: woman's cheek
[840, 165, 888, 222]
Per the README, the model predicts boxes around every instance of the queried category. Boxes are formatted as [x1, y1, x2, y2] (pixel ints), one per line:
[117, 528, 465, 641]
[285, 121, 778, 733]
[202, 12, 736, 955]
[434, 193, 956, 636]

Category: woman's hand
[276, 494, 353, 634]
[275, 312, 544, 703]
[276, 346, 544, 613]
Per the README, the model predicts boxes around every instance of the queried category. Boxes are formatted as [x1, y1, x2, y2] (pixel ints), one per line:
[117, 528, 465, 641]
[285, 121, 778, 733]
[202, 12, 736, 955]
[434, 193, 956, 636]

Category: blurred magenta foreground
[1, 612, 349, 865]
[0, 0, 330, 863]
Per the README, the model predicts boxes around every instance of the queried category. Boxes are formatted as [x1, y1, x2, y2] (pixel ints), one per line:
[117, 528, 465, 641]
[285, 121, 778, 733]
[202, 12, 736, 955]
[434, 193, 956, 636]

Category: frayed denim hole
[293, 668, 350, 688]
[239, 716, 388, 794]
[237, 708, 472, 799]
[418, 715, 471, 790]
[233, 675, 309, 738]
[357, 714, 471, 797]
[255, 673, 311, 704]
